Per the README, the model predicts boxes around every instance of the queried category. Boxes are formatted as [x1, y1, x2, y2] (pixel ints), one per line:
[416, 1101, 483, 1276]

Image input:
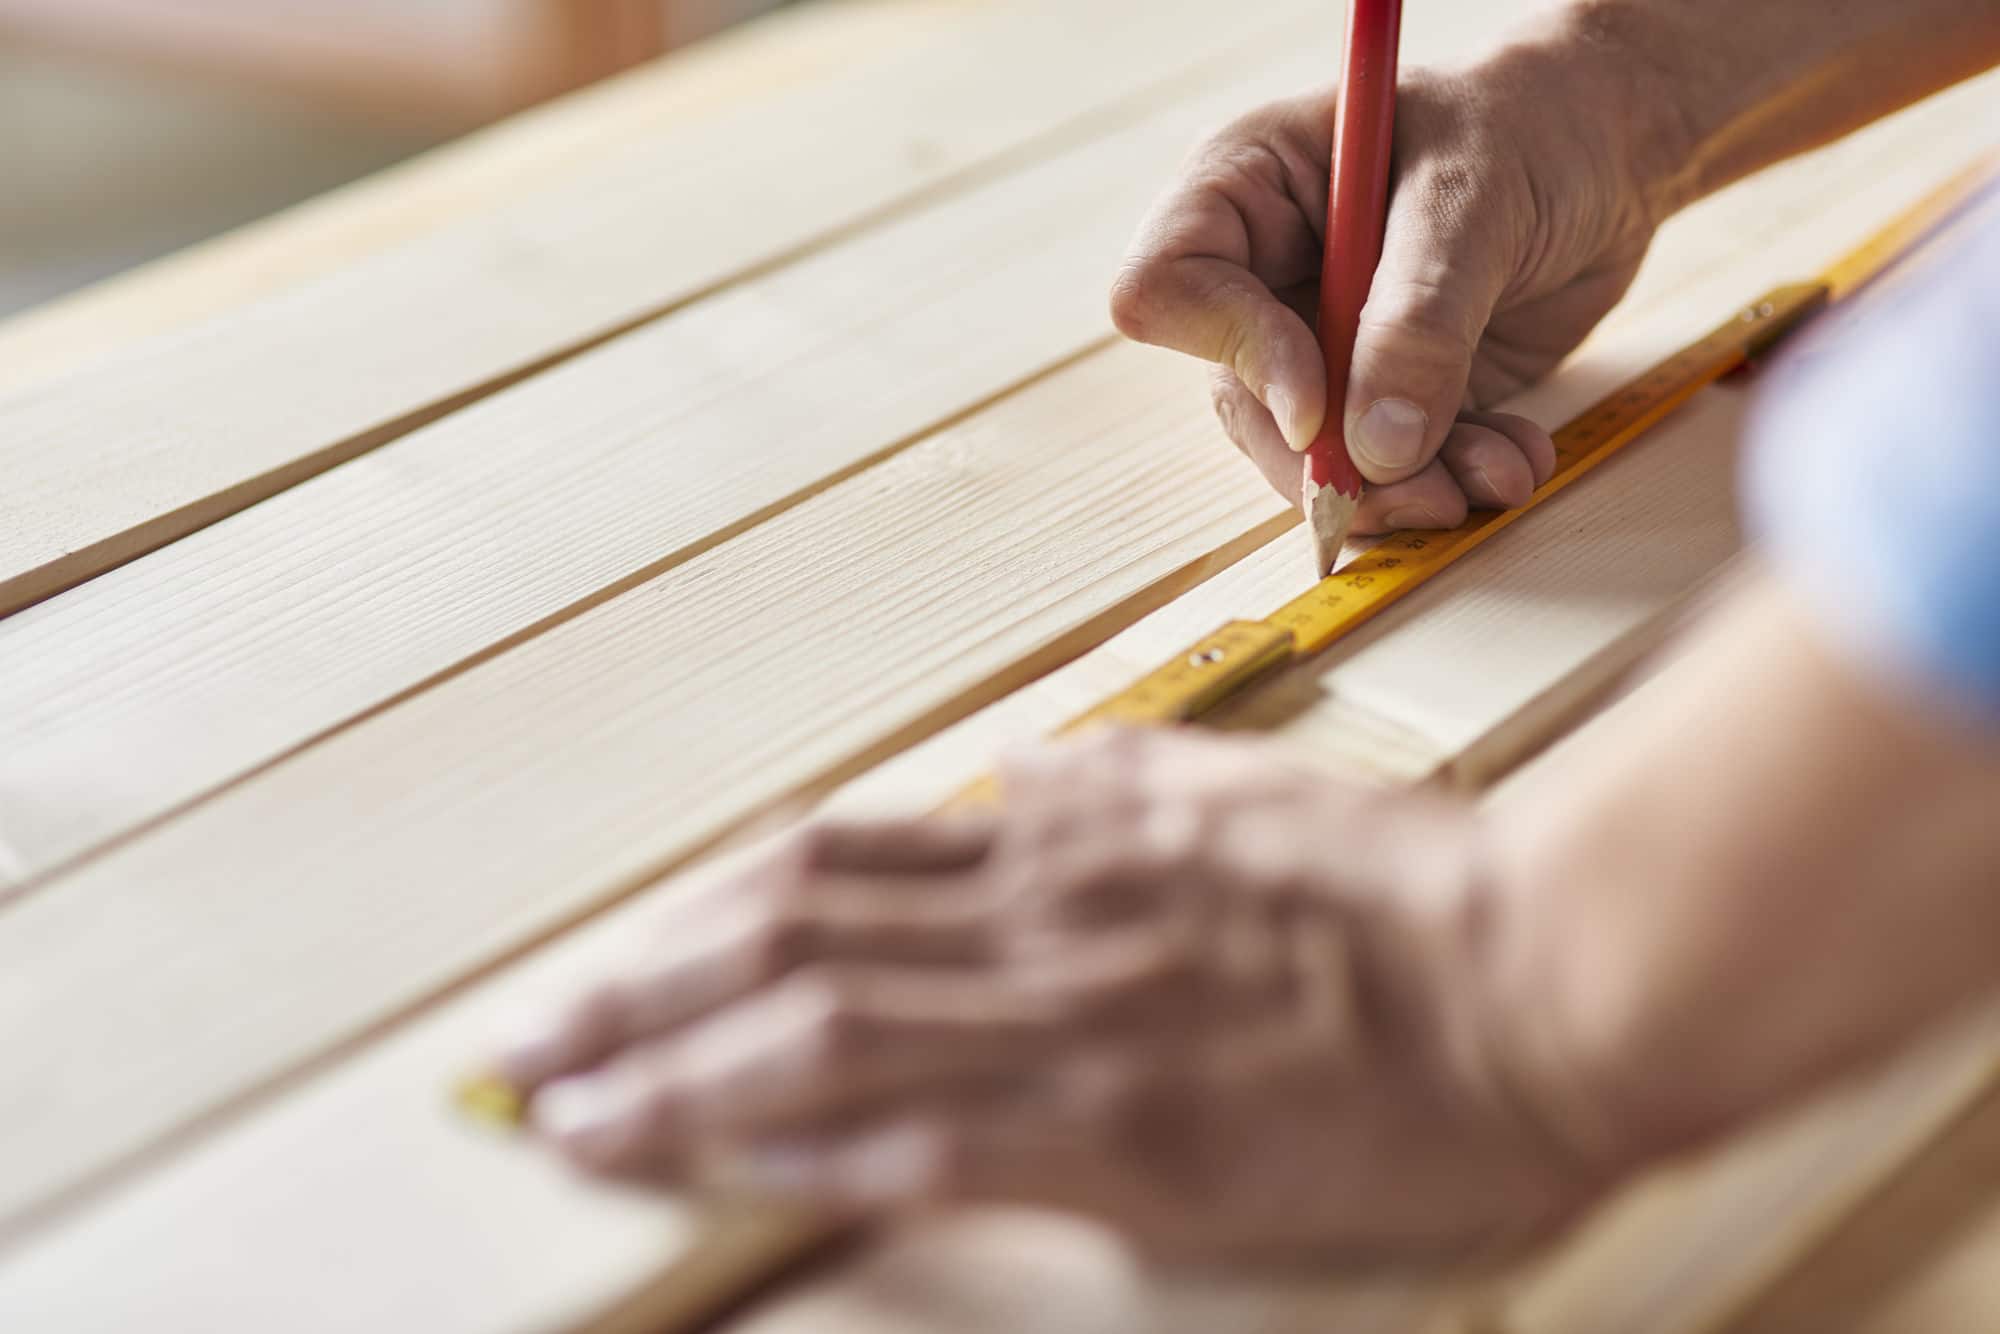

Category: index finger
[1110, 160, 1328, 449]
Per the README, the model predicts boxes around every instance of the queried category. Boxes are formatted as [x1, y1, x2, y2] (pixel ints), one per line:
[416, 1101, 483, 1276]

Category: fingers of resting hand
[692, 1081, 1116, 1217]
[527, 965, 1080, 1172]
[782, 815, 996, 876]
[684, 1057, 1243, 1250]
[528, 926, 1240, 1175]
[498, 874, 995, 1090]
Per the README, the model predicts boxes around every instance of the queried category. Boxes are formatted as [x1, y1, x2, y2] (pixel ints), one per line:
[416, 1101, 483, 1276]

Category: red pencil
[1304, 0, 1403, 576]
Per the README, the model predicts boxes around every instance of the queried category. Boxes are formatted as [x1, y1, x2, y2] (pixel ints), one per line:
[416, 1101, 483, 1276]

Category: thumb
[1340, 196, 1509, 484]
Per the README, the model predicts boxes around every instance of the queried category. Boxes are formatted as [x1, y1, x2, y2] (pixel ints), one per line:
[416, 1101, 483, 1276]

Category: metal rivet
[1189, 648, 1226, 668]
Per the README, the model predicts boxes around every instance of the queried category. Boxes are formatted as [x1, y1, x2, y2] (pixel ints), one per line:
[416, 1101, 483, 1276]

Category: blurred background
[0, 0, 791, 318]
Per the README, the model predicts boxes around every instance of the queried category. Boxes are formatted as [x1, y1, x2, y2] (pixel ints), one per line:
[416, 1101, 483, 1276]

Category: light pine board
[0, 174, 1975, 1328]
[0, 0, 949, 398]
[3, 91, 1994, 1254]
[0, 39, 1326, 891]
[3, 31, 2000, 1334]
[5, 65, 1992, 897]
[0, 0, 1335, 617]
[0, 837, 1462, 1334]
[0, 620, 1473, 1334]
[1499, 1006, 2000, 1334]
[0, 335, 1294, 1235]
[1720, 1075, 2000, 1332]
[11, 504, 1991, 1334]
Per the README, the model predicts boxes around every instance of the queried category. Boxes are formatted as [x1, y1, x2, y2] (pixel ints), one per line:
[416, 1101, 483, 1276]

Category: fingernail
[1352, 398, 1429, 473]
[1264, 384, 1311, 452]
[1468, 466, 1500, 505]
[1382, 504, 1443, 529]
[715, 1145, 820, 1194]
[498, 1017, 571, 1085]
[532, 1076, 629, 1152]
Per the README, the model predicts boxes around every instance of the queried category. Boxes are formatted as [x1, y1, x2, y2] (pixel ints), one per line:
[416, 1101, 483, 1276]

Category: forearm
[1505, 0, 2000, 222]
[1478, 570, 2000, 1168]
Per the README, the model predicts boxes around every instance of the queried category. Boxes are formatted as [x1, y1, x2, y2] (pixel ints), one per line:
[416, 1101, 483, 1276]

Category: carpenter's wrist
[1435, 810, 1686, 1207]
[1486, 1, 1722, 225]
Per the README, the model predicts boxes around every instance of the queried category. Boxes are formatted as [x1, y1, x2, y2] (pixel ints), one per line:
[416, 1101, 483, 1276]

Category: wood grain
[6, 59, 1991, 896]
[0, 335, 1292, 1237]
[0, 0, 1323, 617]
[0, 188, 1956, 1331]
[1705, 1049, 2000, 1332]
[0, 40, 1322, 890]
[5, 11, 1998, 1331]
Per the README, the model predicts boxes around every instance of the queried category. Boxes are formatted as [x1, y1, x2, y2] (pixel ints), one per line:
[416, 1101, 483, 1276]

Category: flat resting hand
[496, 730, 1608, 1263]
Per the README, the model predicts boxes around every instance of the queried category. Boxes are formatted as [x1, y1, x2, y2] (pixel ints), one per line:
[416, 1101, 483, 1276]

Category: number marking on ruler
[1081, 281, 1831, 726]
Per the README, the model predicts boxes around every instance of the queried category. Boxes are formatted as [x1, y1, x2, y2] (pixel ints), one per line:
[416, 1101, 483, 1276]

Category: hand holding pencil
[1300, 0, 1402, 574]
[1109, 7, 1715, 562]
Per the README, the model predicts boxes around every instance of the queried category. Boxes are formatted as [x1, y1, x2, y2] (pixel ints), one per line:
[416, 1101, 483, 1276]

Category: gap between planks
[0, 333, 1295, 1242]
[6, 316, 1995, 1334]
[0, 0, 1331, 619]
[0, 34, 1332, 896]
[4, 105, 1997, 1250]
[0, 280, 1840, 1293]
[3, 47, 2000, 1334]
[5, 67, 1991, 906]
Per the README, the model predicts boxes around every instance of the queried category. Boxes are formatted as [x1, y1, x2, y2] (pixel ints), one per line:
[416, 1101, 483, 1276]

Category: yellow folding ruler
[458, 158, 1993, 1128]
[967, 155, 1997, 781]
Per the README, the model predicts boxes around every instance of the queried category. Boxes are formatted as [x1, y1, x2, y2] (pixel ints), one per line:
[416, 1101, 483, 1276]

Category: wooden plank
[0, 384, 1959, 1334]
[0, 0, 1323, 617]
[0, 37, 1324, 890]
[6, 61, 1991, 896]
[2, 76, 1994, 1265]
[0, 157, 1964, 1328]
[0, 535, 1484, 1333]
[623, 636, 2000, 1334]
[0, 334, 1293, 1237]
[6, 38, 1996, 1334]
[1494, 998, 2000, 1334]
[0, 0, 941, 396]
[1704, 1069, 2000, 1331]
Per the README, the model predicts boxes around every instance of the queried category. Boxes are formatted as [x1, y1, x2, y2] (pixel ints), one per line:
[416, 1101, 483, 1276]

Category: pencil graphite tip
[1306, 484, 1359, 578]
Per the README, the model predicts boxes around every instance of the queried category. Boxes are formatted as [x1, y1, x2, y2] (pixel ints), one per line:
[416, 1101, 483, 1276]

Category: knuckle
[565, 987, 631, 1051]
[1362, 274, 1482, 354]
[743, 906, 815, 981]
[916, 1120, 968, 1192]
[781, 821, 839, 873]
[907, 1119, 968, 1197]
[625, 1077, 683, 1140]
[1079, 725, 1157, 769]
[783, 965, 869, 1061]
[1070, 1058, 1154, 1124]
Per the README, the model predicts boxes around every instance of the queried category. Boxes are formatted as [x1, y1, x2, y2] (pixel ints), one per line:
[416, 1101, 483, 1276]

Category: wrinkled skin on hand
[1110, 58, 1664, 534]
[500, 730, 1611, 1263]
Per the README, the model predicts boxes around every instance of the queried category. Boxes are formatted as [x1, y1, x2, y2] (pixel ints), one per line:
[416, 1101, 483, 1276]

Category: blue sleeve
[1744, 216, 2000, 725]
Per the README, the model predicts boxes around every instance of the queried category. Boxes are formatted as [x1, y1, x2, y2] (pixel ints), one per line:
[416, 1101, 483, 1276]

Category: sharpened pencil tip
[1306, 485, 1359, 577]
